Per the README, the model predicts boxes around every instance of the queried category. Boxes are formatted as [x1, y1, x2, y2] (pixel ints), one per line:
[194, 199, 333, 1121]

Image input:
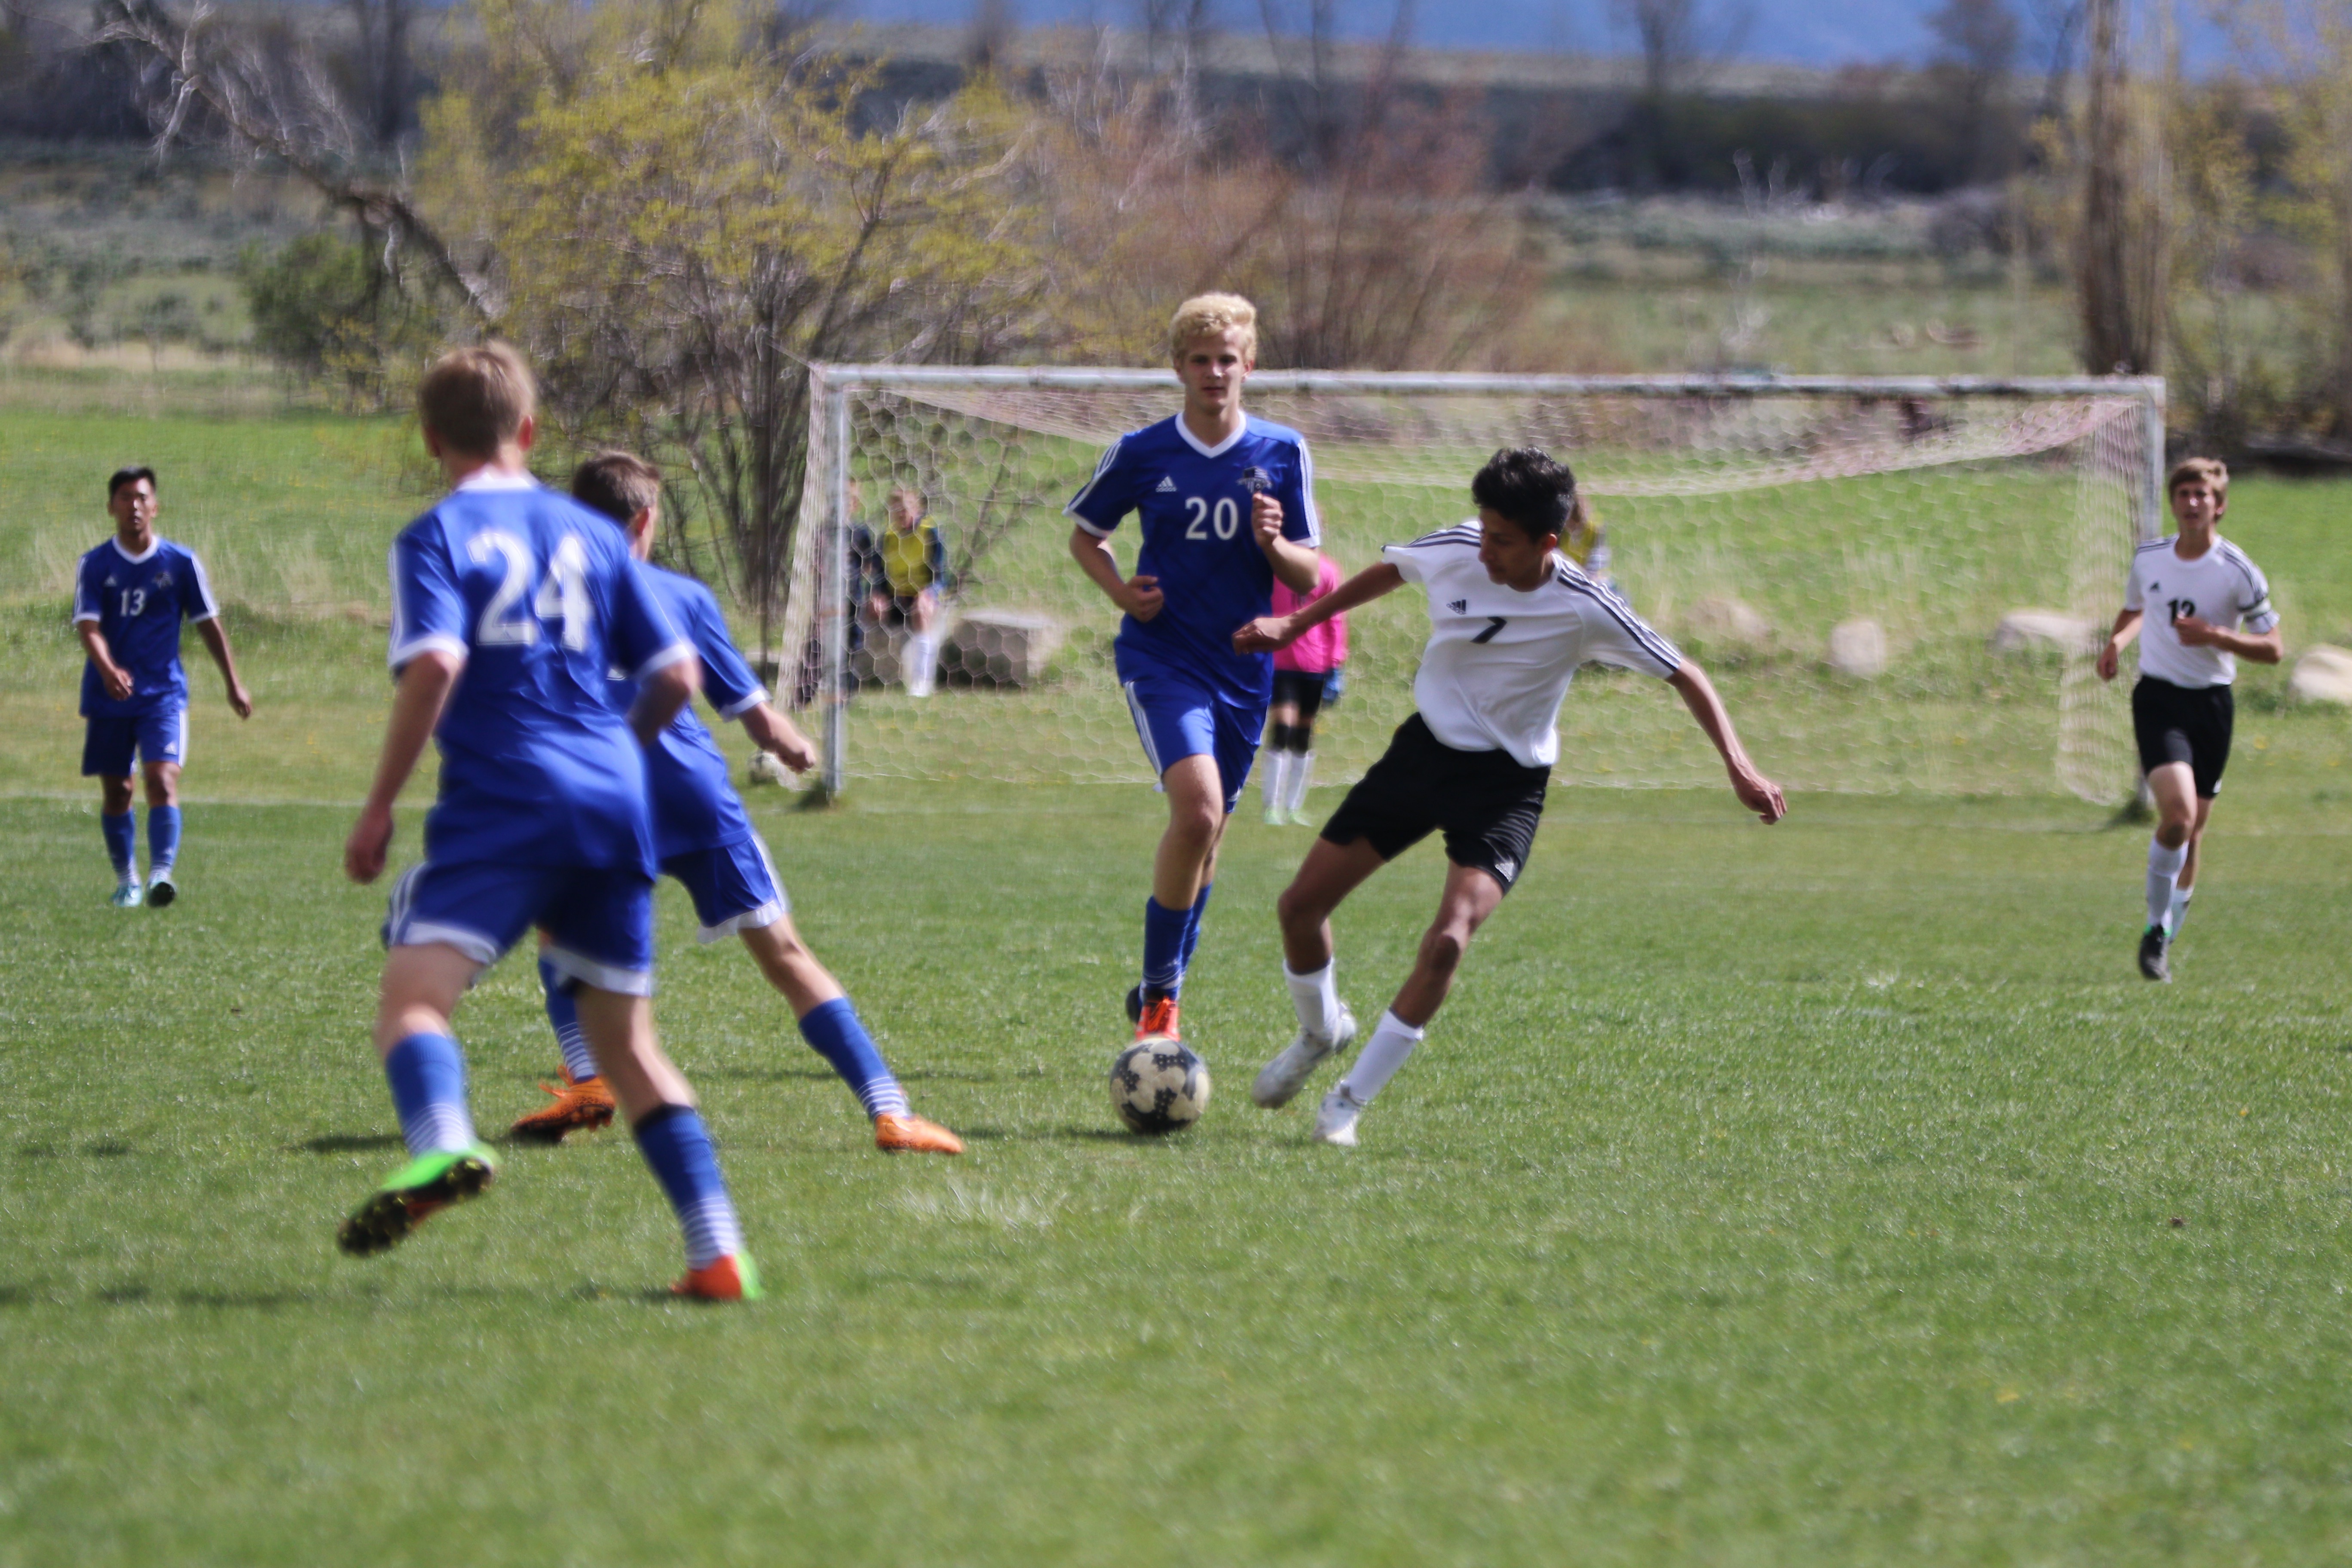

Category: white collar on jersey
[1173, 414, 1249, 460]
[453, 468, 541, 493]
[109, 536, 162, 565]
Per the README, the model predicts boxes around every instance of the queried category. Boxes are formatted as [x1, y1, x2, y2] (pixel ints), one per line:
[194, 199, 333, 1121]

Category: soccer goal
[787, 368, 2165, 806]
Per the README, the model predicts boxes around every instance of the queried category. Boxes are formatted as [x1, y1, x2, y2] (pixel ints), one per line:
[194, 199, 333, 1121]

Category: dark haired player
[1234, 448, 1786, 1147]
[73, 466, 252, 907]
[2095, 456, 2282, 982]
[511, 450, 962, 1157]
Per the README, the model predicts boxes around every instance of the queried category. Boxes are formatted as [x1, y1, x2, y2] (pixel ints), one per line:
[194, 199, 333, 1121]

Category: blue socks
[539, 958, 601, 1083]
[632, 1105, 745, 1271]
[383, 1033, 477, 1157]
[147, 805, 181, 877]
[798, 997, 909, 1118]
[1179, 881, 1214, 973]
[1141, 896, 1190, 1000]
[102, 811, 137, 883]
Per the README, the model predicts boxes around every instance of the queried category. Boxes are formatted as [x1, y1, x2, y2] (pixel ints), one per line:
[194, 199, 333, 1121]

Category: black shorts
[1269, 669, 1326, 723]
[1320, 714, 1549, 892]
[2132, 676, 2234, 799]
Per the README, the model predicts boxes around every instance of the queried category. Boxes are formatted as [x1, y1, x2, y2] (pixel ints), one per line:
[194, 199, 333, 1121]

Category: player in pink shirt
[1261, 553, 1349, 824]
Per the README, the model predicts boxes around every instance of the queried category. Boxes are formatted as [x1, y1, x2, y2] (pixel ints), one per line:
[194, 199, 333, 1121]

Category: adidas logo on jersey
[1156, 477, 1179, 493]
[1494, 857, 1518, 881]
[1448, 599, 1468, 613]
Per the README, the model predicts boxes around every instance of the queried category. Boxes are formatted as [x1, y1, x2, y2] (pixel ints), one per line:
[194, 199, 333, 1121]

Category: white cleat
[1311, 1090, 1363, 1147]
[1251, 1005, 1357, 1109]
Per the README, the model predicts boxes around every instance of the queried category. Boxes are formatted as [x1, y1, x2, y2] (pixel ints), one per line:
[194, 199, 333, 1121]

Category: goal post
[790, 368, 2165, 806]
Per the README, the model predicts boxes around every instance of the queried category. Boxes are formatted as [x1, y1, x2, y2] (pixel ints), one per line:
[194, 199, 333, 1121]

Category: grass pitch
[6, 770, 2352, 1565]
[6, 400, 2352, 1563]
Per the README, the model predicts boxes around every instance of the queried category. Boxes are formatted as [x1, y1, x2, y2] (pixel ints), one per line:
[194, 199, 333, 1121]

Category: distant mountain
[839, 0, 2230, 71]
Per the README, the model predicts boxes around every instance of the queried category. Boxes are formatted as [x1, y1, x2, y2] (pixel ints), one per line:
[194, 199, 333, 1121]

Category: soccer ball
[1109, 1039, 1211, 1135]
[747, 750, 793, 788]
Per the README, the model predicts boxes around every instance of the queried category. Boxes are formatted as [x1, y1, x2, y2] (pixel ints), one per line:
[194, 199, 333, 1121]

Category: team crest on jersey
[1448, 598, 1468, 613]
[153, 571, 174, 590]
[1240, 466, 1274, 494]
[1155, 477, 1179, 493]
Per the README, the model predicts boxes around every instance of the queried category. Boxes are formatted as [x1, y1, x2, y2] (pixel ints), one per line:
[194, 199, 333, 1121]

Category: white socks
[2168, 882, 2194, 937]
[1282, 750, 1316, 817]
[1262, 751, 1293, 815]
[1338, 1009, 1424, 1106]
[905, 631, 941, 697]
[1284, 960, 1340, 1039]
[2146, 836, 2187, 929]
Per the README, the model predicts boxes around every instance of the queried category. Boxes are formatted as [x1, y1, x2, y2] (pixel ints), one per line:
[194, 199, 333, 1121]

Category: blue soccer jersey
[614, 565, 766, 862]
[1066, 413, 1320, 704]
[387, 474, 692, 873]
[73, 537, 221, 717]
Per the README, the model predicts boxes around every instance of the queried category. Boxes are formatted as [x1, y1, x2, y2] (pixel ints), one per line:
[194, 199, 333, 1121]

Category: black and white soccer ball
[1109, 1039, 1211, 1134]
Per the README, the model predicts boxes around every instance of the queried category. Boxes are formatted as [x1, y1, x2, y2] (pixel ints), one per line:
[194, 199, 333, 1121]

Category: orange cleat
[1135, 995, 1181, 1042]
[874, 1112, 964, 1155]
[673, 1253, 763, 1302]
[509, 1066, 617, 1143]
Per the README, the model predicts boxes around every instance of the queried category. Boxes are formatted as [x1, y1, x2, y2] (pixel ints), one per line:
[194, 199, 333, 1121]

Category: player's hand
[227, 680, 253, 719]
[1251, 493, 1285, 549]
[101, 662, 134, 701]
[2172, 614, 2220, 648]
[1233, 614, 1298, 653]
[1731, 766, 1787, 824]
[2095, 641, 2120, 682]
[1121, 573, 1164, 623]
[345, 802, 395, 883]
[741, 704, 817, 772]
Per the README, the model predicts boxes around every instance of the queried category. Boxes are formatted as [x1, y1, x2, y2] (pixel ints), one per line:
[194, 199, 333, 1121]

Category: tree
[422, 0, 1043, 643]
[2077, 0, 2162, 374]
[1927, 0, 2021, 180]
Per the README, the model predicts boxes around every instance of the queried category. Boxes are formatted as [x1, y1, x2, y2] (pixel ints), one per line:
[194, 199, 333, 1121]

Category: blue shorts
[83, 707, 186, 778]
[662, 833, 790, 943]
[1121, 671, 1264, 813]
[384, 859, 657, 996]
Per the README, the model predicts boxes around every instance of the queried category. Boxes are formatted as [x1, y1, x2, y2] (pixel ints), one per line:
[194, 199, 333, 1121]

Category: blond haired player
[2096, 457, 2282, 981]
[1066, 294, 1323, 1042]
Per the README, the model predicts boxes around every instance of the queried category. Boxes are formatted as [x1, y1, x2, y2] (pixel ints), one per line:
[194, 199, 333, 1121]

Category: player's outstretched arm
[1234, 562, 1404, 653]
[2095, 609, 2143, 683]
[195, 618, 254, 718]
[1067, 524, 1163, 623]
[1667, 662, 1786, 824]
[346, 650, 462, 883]
[75, 621, 134, 702]
[739, 701, 818, 774]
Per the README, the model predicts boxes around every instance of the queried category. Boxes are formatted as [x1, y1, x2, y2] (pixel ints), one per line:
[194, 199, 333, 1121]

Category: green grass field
[6, 398, 2352, 1564]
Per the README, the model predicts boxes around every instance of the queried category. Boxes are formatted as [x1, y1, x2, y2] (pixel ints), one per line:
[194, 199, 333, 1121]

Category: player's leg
[2167, 687, 2232, 946]
[508, 934, 618, 1142]
[138, 711, 184, 904]
[903, 591, 941, 698]
[1262, 694, 1298, 825]
[2169, 792, 2216, 939]
[1280, 677, 1326, 824]
[338, 936, 500, 1256]
[549, 868, 760, 1300]
[735, 919, 962, 1155]
[2139, 760, 2197, 981]
[1314, 862, 1507, 1147]
[85, 717, 141, 904]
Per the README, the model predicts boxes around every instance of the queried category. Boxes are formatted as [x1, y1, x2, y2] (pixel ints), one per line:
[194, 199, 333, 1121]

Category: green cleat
[337, 1146, 497, 1257]
[110, 882, 144, 909]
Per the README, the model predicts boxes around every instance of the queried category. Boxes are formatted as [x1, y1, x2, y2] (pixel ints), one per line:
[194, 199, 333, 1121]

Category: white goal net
[785, 369, 2164, 806]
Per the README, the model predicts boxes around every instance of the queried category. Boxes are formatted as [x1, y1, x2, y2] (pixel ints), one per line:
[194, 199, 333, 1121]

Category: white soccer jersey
[1384, 521, 1682, 768]
[2123, 534, 2277, 689]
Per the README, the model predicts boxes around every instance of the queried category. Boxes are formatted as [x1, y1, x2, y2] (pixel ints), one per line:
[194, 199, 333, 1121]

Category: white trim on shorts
[398, 921, 504, 968]
[1122, 680, 1166, 779]
[544, 943, 654, 998]
[695, 833, 790, 944]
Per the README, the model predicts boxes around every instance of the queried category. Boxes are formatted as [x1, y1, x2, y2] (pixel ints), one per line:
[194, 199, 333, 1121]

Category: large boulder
[943, 609, 1065, 689]
[1682, 594, 1772, 654]
[1826, 617, 1887, 678]
[1990, 609, 2098, 657]
[2289, 644, 2352, 706]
